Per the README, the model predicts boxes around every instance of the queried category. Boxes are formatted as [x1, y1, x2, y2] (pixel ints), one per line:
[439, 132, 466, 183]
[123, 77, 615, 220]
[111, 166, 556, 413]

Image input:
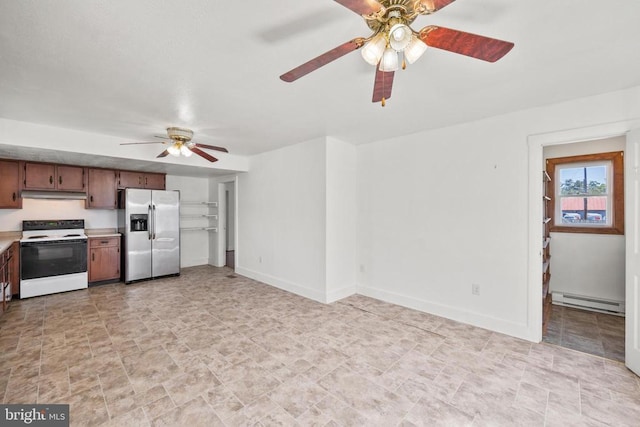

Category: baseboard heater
[552, 292, 625, 316]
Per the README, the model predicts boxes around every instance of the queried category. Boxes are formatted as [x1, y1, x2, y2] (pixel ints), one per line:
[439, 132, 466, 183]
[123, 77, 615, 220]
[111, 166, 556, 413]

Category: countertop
[0, 232, 21, 254]
[86, 229, 121, 238]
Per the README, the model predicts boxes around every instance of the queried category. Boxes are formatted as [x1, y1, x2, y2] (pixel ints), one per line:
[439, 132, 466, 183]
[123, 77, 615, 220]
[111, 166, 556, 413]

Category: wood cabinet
[1, 243, 15, 313]
[0, 159, 22, 209]
[10, 242, 19, 297]
[86, 168, 117, 209]
[117, 171, 165, 190]
[88, 236, 121, 283]
[23, 162, 85, 191]
[543, 169, 552, 332]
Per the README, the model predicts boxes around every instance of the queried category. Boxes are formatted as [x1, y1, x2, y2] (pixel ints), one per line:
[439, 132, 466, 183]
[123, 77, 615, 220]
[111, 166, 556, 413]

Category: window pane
[560, 196, 607, 224]
[558, 164, 607, 196]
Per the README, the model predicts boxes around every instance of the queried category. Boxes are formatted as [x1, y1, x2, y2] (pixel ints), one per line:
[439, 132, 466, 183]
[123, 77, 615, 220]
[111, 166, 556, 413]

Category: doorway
[541, 138, 626, 361]
[217, 179, 236, 270]
[224, 182, 235, 269]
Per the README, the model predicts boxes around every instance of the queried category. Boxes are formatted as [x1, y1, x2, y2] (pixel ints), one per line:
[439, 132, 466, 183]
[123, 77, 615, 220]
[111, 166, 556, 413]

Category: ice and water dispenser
[130, 214, 148, 232]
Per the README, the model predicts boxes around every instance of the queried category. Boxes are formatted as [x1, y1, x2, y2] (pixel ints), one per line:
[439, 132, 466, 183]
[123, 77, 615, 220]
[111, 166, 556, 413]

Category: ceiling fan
[280, 0, 514, 106]
[120, 127, 228, 162]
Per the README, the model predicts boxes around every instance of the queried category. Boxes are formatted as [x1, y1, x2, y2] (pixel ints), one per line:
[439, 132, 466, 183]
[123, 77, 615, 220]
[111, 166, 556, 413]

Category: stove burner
[28, 235, 49, 239]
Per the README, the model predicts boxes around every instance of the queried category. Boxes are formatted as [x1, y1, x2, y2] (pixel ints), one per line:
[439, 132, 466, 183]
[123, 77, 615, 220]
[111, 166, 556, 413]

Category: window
[546, 151, 624, 235]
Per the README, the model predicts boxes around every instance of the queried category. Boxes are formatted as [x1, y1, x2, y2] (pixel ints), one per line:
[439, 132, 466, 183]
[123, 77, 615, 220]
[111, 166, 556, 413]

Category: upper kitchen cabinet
[0, 159, 22, 209]
[117, 170, 165, 190]
[87, 168, 117, 209]
[23, 162, 85, 191]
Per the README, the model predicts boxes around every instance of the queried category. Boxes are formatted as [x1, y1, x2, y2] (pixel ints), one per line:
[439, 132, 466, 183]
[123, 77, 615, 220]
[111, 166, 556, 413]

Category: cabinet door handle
[92, 253, 95, 261]
[138, 176, 142, 185]
[90, 195, 94, 203]
[59, 175, 62, 185]
[145, 176, 148, 186]
[12, 192, 16, 201]
[49, 175, 53, 184]
[101, 240, 108, 244]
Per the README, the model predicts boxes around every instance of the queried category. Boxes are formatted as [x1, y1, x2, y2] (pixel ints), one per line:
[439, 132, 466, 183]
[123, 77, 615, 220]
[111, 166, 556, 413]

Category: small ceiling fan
[121, 127, 228, 162]
[280, 0, 514, 106]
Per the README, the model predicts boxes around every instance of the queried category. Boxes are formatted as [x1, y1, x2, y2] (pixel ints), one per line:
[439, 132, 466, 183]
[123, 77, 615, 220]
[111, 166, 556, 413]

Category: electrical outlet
[259, 256, 262, 263]
[472, 284, 480, 296]
[359, 264, 365, 273]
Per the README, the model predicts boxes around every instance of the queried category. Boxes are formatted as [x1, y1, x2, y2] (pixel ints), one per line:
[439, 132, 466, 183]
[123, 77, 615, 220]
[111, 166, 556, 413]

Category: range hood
[21, 190, 87, 200]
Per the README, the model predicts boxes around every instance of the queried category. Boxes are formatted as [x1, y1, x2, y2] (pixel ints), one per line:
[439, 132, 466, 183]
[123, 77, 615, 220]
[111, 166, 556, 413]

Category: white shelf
[181, 227, 218, 232]
[182, 201, 218, 207]
[180, 201, 218, 233]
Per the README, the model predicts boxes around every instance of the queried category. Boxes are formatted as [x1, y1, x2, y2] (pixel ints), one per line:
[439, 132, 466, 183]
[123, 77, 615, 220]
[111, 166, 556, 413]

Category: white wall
[236, 138, 328, 302]
[325, 137, 357, 302]
[544, 137, 626, 302]
[356, 85, 640, 341]
[0, 199, 115, 231]
[166, 175, 211, 268]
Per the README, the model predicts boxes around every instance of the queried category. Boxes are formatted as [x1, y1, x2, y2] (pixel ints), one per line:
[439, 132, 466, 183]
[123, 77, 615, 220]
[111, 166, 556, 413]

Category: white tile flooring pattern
[0, 265, 639, 426]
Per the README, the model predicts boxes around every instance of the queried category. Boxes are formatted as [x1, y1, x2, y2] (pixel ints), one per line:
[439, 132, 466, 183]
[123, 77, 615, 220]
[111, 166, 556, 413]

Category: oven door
[20, 239, 88, 280]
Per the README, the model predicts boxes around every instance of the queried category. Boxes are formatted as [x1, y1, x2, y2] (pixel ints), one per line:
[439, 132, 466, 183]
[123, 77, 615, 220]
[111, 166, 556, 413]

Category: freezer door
[125, 189, 152, 282]
[151, 190, 180, 278]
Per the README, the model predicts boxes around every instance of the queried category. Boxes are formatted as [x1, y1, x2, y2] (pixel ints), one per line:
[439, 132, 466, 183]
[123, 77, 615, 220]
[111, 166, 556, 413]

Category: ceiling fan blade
[280, 38, 365, 82]
[120, 141, 164, 145]
[192, 143, 229, 153]
[372, 67, 394, 104]
[190, 146, 218, 163]
[333, 0, 382, 16]
[154, 135, 171, 140]
[157, 150, 170, 158]
[420, 0, 457, 13]
[419, 26, 514, 62]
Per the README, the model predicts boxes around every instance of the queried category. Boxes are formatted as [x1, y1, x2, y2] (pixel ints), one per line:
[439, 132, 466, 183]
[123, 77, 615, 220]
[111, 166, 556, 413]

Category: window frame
[546, 151, 624, 235]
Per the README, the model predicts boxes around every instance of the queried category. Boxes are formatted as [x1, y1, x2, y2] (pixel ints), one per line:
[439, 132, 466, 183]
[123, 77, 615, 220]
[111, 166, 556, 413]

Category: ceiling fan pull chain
[381, 97, 386, 107]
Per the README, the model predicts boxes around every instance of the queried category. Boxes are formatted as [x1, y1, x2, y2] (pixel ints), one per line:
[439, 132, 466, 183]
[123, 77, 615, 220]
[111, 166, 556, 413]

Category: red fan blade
[372, 68, 394, 104]
[333, 0, 382, 15]
[192, 143, 228, 153]
[419, 26, 514, 62]
[120, 141, 163, 145]
[157, 150, 169, 158]
[280, 38, 365, 82]
[190, 146, 218, 163]
[420, 0, 456, 13]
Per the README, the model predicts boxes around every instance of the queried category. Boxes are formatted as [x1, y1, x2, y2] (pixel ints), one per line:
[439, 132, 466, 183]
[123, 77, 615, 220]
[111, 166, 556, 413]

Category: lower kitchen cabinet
[88, 236, 121, 283]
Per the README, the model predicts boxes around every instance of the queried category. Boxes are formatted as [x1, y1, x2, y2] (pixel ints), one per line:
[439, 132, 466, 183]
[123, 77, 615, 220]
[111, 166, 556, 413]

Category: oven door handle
[20, 239, 87, 247]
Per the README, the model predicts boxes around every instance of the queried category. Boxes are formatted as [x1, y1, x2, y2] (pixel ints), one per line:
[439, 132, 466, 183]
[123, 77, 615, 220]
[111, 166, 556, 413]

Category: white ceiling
[1, 1, 640, 170]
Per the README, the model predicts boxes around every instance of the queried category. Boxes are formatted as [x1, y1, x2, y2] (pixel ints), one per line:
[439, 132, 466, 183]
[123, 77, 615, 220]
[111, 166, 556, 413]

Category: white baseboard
[235, 266, 327, 303]
[181, 257, 210, 268]
[326, 285, 357, 304]
[356, 284, 535, 342]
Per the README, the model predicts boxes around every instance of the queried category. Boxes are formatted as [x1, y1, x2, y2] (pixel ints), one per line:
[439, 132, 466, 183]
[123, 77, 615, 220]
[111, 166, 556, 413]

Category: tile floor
[0, 265, 638, 426]
[543, 304, 626, 362]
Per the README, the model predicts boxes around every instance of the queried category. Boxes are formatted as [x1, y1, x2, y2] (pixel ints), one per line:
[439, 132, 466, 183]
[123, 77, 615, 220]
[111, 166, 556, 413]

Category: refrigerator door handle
[152, 204, 157, 240]
[148, 204, 153, 240]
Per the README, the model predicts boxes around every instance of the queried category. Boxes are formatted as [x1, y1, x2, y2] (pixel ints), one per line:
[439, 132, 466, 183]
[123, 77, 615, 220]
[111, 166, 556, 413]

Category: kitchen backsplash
[0, 199, 117, 231]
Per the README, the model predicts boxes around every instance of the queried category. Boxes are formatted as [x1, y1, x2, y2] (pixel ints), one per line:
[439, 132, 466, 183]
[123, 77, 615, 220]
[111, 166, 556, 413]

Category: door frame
[527, 120, 640, 343]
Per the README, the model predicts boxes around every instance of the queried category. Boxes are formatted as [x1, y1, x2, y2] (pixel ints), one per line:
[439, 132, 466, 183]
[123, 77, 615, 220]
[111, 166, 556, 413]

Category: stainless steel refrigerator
[118, 189, 180, 283]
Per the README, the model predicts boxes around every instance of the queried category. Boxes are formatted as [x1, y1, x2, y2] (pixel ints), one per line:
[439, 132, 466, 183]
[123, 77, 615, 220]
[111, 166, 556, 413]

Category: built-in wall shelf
[182, 201, 218, 207]
[181, 227, 218, 232]
[180, 200, 218, 234]
[542, 167, 552, 333]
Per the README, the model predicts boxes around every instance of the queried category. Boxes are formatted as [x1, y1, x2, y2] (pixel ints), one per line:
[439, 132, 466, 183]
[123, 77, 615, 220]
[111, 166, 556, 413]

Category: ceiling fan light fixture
[379, 47, 399, 72]
[404, 35, 428, 64]
[167, 144, 181, 157]
[361, 33, 386, 66]
[180, 144, 193, 157]
[389, 23, 412, 51]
